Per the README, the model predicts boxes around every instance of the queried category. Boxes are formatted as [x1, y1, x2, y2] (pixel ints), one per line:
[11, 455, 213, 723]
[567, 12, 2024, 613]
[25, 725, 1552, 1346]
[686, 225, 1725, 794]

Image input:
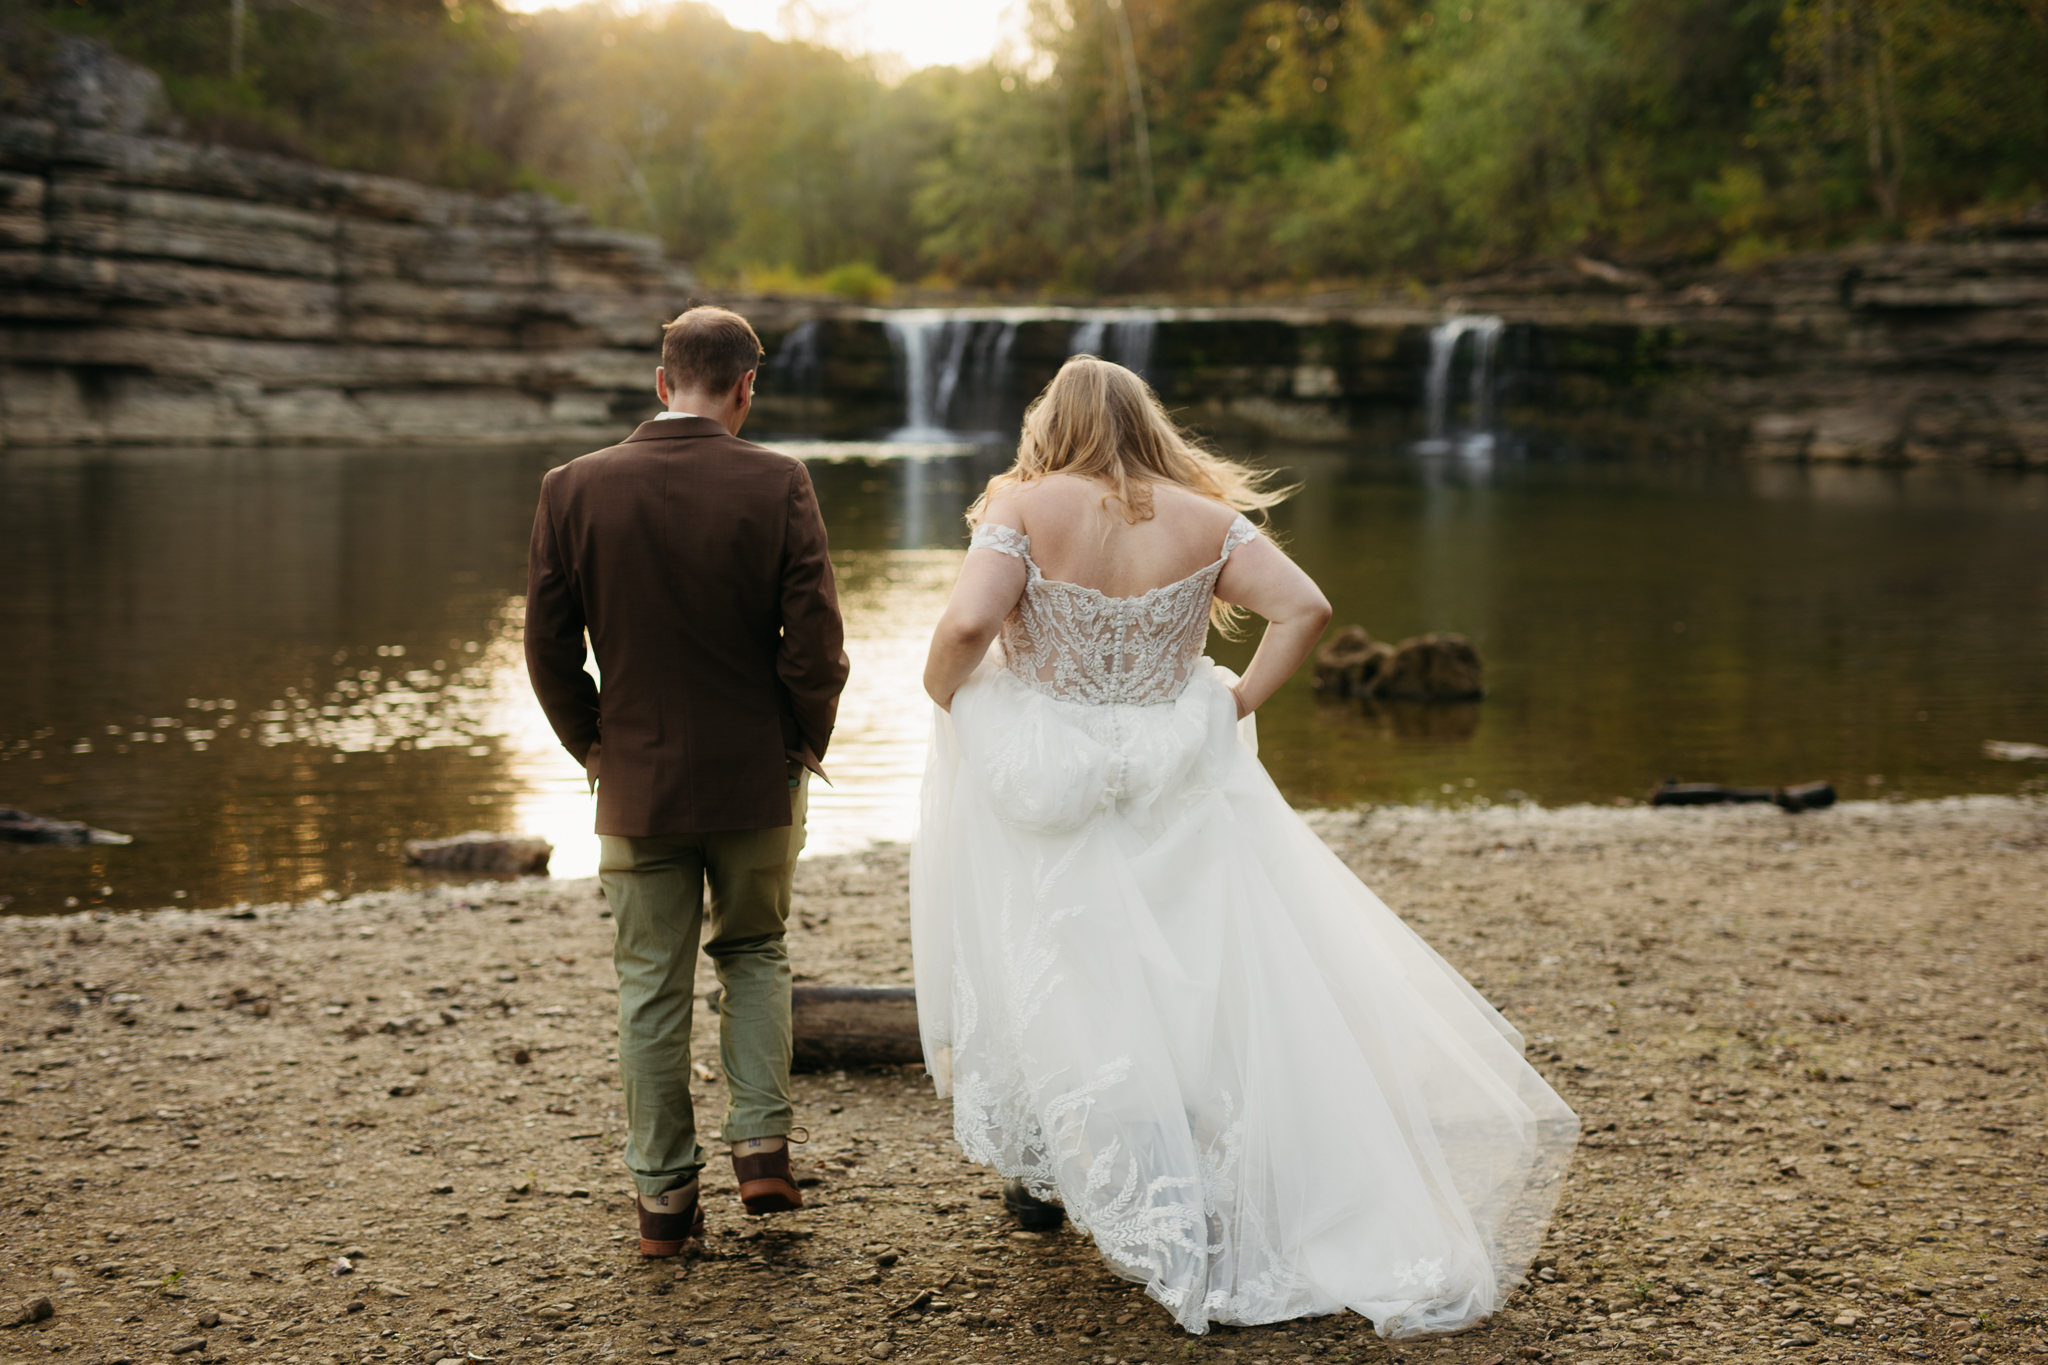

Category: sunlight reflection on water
[498, 548, 963, 876]
[6, 443, 2046, 917]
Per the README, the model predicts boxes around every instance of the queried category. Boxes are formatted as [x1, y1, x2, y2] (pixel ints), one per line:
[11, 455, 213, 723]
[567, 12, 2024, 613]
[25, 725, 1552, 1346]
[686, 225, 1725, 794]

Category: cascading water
[883, 311, 1019, 440]
[1068, 311, 1158, 377]
[867, 307, 1167, 439]
[763, 317, 823, 395]
[1421, 315, 1505, 453]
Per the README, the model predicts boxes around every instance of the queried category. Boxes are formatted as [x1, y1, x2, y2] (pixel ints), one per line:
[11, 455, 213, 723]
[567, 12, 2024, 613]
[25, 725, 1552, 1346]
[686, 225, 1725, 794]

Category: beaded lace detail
[969, 515, 1260, 706]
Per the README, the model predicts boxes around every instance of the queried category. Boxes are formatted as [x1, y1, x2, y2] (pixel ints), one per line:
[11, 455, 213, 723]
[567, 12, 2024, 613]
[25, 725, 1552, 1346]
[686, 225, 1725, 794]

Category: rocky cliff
[1, 43, 2040, 462]
[742, 226, 2048, 465]
[1442, 230, 2048, 463]
[0, 43, 691, 448]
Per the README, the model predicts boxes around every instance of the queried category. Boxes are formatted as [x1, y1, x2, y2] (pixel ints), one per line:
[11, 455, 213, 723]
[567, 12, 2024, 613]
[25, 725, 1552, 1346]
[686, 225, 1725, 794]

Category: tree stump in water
[1377, 633, 1486, 701]
[1312, 626, 1395, 697]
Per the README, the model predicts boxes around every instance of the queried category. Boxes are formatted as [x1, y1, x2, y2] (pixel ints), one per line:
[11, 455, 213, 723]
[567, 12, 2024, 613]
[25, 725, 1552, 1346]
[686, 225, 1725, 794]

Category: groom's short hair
[660, 306, 764, 397]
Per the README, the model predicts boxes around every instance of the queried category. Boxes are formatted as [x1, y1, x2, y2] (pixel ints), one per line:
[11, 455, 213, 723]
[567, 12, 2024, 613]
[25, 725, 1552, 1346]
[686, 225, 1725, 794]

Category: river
[2, 439, 2044, 915]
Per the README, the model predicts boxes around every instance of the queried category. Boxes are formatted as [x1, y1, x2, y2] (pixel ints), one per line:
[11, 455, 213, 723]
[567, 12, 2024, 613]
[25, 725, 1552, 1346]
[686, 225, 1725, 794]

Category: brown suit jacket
[525, 417, 849, 836]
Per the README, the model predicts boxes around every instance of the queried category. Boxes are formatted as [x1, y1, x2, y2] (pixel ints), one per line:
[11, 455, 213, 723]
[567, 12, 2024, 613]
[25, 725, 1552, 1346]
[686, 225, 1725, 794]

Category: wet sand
[1, 795, 2043, 1365]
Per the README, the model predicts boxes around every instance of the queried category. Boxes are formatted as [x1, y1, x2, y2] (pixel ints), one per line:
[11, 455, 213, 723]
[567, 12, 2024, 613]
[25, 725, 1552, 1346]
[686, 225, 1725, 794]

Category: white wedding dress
[911, 514, 1578, 1338]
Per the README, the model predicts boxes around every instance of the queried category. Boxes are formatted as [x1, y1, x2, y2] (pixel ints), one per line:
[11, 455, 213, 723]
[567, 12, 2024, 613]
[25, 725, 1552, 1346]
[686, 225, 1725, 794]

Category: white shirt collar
[653, 411, 697, 420]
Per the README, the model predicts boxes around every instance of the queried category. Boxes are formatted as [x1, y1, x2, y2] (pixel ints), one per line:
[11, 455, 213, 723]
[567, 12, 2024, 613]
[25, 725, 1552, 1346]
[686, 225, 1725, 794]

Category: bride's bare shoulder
[994, 473, 1095, 527]
[1149, 481, 1243, 537]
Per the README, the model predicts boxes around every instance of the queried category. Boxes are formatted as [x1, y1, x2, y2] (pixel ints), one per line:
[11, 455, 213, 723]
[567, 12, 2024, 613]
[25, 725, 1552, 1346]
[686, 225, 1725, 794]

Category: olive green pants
[600, 767, 807, 1198]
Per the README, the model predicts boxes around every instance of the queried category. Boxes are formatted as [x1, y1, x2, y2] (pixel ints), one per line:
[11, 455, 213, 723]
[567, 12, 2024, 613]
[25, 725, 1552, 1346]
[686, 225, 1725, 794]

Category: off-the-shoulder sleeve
[970, 522, 1032, 560]
[1219, 514, 1261, 560]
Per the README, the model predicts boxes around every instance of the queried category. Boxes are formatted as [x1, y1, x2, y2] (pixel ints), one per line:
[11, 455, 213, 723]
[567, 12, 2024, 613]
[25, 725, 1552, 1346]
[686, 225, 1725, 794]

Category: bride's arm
[924, 544, 1028, 710]
[1215, 536, 1333, 719]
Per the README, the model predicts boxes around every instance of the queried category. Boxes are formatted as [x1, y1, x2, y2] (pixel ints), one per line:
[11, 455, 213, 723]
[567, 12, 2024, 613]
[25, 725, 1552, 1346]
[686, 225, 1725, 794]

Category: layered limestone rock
[0, 47, 692, 447]
[1, 41, 2038, 460]
[744, 235, 2048, 465]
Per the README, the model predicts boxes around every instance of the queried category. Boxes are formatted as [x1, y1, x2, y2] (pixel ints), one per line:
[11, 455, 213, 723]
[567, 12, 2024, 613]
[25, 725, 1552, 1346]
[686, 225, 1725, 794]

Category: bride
[910, 356, 1578, 1338]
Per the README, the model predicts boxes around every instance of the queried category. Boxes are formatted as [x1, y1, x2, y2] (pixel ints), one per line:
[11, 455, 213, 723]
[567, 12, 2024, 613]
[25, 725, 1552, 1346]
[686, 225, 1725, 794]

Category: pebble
[166, 1340, 207, 1356]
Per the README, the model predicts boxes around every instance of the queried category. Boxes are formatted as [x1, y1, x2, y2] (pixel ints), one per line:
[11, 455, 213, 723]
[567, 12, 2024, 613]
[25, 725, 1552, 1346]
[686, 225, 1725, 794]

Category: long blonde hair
[968, 354, 1295, 635]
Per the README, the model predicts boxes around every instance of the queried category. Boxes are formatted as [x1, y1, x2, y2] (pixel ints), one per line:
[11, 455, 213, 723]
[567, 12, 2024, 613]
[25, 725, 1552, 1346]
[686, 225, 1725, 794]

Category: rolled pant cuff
[631, 1167, 704, 1198]
[720, 1119, 795, 1143]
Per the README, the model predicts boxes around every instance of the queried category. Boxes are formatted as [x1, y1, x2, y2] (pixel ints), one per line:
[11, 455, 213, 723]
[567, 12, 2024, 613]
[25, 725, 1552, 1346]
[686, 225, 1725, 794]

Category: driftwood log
[1651, 781, 1837, 813]
[1314, 627, 1485, 701]
[1984, 740, 2048, 761]
[703, 984, 922, 1072]
[0, 806, 131, 846]
[403, 832, 553, 875]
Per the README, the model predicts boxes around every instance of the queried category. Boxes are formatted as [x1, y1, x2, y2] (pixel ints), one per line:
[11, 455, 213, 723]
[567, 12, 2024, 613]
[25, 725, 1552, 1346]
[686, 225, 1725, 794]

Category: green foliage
[23, 0, 2045, 289]
[24, 0, 539, 192]
[817, 261, 895, 302]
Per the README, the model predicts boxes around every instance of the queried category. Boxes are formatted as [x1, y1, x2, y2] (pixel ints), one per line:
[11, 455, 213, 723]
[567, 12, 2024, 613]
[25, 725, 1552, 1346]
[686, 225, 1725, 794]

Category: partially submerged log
[403, 832, 553, 875]
[1984, 740, 2048, 761]
[703, 984, 922, 1072]
[0, 806, 131, 846]
[1651, 781, 1837, 813]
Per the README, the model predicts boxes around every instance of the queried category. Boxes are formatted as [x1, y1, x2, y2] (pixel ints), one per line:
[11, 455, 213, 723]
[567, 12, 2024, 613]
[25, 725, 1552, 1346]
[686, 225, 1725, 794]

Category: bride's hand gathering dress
[911, 514, 1579, 1338]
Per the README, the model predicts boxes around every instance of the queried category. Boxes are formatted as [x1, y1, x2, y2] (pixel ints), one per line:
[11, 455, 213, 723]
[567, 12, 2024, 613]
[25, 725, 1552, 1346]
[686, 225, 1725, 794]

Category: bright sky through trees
[498, 0, 1018, 74]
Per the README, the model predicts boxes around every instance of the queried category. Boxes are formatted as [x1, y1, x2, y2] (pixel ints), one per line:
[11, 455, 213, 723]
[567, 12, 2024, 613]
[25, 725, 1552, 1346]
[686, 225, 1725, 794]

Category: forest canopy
[6, 0, 2043, 293]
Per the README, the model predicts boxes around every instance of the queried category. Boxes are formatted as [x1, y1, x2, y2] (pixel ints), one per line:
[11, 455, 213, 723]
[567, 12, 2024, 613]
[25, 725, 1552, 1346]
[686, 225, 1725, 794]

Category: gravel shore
[2, 796, 2043, 1365]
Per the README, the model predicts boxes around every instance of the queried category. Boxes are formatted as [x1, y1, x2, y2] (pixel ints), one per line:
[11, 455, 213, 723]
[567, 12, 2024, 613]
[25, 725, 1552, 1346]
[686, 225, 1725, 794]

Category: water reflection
[2, 439, 2045, 917]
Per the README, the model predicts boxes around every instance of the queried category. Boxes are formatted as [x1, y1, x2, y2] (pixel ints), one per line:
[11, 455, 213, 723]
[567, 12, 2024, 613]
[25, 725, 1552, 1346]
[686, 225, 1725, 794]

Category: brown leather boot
[636, 1178, 705, 1257]
[731, 1140, 804, 1215]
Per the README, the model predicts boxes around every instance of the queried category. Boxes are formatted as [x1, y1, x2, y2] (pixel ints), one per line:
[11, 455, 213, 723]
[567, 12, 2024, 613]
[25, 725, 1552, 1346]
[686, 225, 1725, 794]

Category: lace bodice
[970, 514, 1260, 706]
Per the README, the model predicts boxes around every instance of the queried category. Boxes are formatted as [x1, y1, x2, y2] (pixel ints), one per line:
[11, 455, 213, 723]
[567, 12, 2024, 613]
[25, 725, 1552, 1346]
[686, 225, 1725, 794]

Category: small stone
[430, 1183, 454, 1194]
[867, 1344, 894, 1361]
[1785, 1330, 1820, 1346]
[1632, 1317, 1660, 1331]
[11, 1296, 54, 1325]
[167, 1340, 207, 1357]
[389, 1083, 419, 1097]
[195, 1310, 221, 1328]
[329, 1256, 354, 1276]
[875, 1250, 900, 1267]
[1833, 1312, 1860, 1327]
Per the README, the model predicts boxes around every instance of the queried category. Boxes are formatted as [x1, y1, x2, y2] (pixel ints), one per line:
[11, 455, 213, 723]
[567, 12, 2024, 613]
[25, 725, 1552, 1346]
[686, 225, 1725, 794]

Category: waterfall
[883, 311, 1019, 439]
[1422, 315, 1505, 448]
[763, 318, 823, 395]
[1068, 311, 1158, 377]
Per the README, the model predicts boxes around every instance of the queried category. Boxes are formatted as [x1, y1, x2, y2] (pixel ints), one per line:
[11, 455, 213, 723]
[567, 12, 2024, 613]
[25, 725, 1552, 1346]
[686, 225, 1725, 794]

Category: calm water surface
[2, 441, 2044, 916]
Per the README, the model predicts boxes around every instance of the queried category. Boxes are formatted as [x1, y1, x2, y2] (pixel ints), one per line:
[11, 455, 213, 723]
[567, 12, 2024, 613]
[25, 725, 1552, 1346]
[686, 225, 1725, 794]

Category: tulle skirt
[910, 658, 1579, 1337]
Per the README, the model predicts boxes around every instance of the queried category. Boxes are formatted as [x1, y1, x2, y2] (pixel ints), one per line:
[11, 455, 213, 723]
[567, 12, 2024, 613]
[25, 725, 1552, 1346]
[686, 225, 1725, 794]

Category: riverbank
[2, 795, 2043, 1365]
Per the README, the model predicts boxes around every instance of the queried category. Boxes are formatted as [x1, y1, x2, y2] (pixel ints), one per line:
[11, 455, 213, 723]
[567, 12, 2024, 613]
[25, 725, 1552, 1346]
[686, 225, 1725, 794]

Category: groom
[525, 304, 849, 1256]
